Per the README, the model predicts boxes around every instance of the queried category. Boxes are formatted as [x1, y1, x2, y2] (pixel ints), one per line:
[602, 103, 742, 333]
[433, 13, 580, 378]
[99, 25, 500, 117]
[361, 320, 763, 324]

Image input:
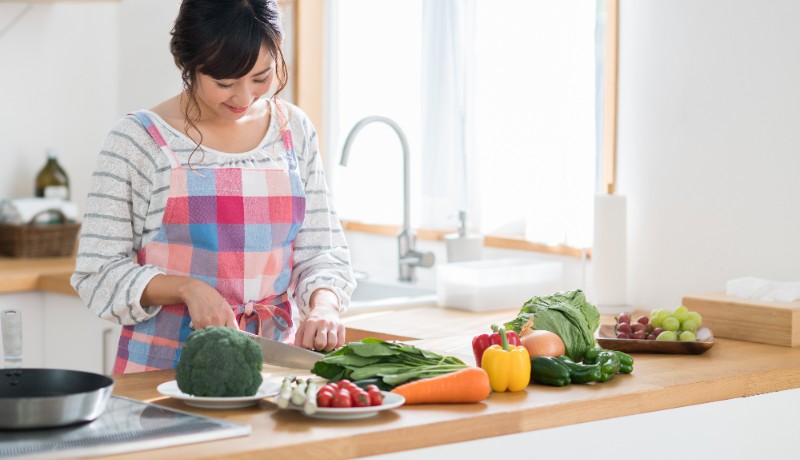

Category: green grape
[673, 305, 689, 322]
[687, 311, 703, 327]
[656, 331, 678, 341]
[662, 316, 680, 332]
[680, 319, 698, 333]
[656, 310, 671, 326]
[650, 309, 664, 327]
[679, 330, 697, 342]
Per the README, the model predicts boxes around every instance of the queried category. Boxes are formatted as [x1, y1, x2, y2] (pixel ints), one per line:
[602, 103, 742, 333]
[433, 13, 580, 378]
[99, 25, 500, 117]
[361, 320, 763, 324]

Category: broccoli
[176, 327, 263, 397]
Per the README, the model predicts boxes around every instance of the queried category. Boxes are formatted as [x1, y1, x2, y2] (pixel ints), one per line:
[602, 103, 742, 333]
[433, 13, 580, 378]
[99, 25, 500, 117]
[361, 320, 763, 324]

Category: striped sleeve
[70, 116, 169, 325]
[289, 109, 356, 318]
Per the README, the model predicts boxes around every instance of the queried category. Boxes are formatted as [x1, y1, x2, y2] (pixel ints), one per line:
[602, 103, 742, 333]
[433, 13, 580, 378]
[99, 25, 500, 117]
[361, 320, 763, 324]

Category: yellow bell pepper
[480, 326, 531, 392]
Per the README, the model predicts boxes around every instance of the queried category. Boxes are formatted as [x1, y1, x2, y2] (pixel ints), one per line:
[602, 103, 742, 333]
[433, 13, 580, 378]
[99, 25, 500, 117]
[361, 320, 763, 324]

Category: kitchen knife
[239, 330, 324, 370]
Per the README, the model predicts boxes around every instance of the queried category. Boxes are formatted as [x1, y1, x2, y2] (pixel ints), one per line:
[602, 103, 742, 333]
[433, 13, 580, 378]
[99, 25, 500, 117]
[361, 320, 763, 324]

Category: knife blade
[239, 330, 324, 370]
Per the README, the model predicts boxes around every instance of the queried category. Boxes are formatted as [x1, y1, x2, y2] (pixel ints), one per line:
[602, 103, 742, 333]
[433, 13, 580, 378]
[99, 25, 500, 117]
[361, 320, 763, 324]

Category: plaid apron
[114, 105, 305, 374]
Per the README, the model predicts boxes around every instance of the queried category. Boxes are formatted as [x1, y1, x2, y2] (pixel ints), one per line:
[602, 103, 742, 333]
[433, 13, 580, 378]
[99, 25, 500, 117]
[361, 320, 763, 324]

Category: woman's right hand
[179, 278, 239, 330]
[141, 275, 237, 329]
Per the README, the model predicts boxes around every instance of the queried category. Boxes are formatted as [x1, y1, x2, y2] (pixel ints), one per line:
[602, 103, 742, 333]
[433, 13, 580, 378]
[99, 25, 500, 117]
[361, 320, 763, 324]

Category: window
[327, 0, 607, 249]
[326, 0, 423, 227]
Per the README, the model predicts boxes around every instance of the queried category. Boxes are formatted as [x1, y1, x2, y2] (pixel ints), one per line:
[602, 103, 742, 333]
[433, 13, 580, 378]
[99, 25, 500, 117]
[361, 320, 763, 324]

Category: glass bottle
[1, 309, 22, 369]
[35, 149, 70, 200]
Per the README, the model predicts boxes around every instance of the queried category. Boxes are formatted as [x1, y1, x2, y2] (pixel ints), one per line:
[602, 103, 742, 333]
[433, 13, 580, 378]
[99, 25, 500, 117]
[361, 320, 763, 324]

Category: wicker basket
[0, 210, 80, 258]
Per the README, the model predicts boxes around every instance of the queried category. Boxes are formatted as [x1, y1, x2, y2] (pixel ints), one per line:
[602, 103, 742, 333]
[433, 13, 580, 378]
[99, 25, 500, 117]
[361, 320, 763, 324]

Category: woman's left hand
[294, 289, 345, 352]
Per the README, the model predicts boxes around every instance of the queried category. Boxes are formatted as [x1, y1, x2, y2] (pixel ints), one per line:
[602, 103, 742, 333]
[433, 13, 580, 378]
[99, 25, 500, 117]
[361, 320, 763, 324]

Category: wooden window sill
[340, 220, 590, 260]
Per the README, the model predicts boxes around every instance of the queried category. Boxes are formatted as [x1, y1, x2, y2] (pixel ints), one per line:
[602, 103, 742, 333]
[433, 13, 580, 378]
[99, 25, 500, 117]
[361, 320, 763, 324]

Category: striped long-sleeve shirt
[71, 100, 355, 325]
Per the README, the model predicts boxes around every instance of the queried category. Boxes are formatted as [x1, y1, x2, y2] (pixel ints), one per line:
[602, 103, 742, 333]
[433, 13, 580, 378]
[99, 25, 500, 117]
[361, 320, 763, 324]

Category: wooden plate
[595, 325, 715, 355]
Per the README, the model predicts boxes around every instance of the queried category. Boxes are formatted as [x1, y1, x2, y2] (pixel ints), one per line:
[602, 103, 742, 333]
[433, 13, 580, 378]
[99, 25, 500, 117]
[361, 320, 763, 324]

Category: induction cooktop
[0, 396, 250, 459]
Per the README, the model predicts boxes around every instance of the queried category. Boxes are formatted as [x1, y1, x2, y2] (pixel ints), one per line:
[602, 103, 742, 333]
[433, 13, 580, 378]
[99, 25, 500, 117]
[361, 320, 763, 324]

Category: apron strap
[130, 111, 181, 169]
[273, 100, 298, 170]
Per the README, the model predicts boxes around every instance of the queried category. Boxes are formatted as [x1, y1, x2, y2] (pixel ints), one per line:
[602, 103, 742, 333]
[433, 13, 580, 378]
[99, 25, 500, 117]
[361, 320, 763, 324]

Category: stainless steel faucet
[339, 116, 435, 282]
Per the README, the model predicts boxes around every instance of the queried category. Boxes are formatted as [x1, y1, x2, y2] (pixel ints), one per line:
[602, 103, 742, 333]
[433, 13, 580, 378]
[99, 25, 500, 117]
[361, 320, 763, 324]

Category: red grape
[637, 316, 649, 325]
[617, 322, 631, 333]
[616, 332, 631, 339]
[618, 313, 631, 324]
[632, 330, 646, 340]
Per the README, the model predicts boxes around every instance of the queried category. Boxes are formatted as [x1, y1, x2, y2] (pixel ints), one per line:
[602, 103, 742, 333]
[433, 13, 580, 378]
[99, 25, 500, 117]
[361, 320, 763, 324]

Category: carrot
[390, 367, 491, 404]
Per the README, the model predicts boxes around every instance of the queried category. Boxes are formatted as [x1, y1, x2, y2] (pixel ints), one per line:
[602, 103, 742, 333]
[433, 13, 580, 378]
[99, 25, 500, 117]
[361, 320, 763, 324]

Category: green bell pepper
[530, 356, 571, 387]
[613, 350, 634, 374]
[584, 348, 634, 374]
[555, 356, 603, 384]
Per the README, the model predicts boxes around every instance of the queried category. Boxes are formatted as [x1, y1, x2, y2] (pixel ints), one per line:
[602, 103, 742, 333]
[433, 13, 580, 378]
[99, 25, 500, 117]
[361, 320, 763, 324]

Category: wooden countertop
[0, 256, 75, 295]
[105, 306, 800, 459]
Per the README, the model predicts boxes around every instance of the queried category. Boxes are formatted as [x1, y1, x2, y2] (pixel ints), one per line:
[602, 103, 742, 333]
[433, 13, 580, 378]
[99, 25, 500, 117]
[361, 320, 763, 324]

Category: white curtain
[420, 0, 597, 247]
[420, 0, 479, 230]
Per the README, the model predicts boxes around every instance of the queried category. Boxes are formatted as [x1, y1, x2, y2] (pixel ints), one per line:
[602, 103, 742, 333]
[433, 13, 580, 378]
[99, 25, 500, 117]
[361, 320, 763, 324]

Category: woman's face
[194, 45, 275, 122]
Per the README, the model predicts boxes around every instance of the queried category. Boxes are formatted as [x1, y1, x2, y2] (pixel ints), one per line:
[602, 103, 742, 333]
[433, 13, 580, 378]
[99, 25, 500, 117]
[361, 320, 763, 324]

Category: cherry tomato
[316, 389, 334, 408]
[368, 389, 383, 407]
[336, 379, 352, 390]
[322, 383, 338, 395]
[332, 389, 352, 408]
[351, 389, 370, 407]
[340, 384, 357, 394]
[366, 384, 380, 393]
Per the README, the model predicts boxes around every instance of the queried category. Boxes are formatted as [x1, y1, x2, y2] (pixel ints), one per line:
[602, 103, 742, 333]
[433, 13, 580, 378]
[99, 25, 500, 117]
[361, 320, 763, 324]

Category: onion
[518, 316, 566, 358]
[520, 329, 565, 358]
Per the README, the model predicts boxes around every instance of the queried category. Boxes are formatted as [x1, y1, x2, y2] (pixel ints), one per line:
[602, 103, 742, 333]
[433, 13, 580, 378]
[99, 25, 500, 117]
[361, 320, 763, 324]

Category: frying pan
[0, 310, 114, 429]
[0, 368, 114, 429]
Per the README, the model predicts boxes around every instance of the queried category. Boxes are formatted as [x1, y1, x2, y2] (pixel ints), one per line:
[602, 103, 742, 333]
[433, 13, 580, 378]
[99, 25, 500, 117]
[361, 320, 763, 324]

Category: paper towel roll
[592, 194, 627, 312]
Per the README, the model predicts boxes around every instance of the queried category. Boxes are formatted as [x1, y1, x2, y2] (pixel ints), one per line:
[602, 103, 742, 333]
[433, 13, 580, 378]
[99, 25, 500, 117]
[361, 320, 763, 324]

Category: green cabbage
[504, 289, 600, 362]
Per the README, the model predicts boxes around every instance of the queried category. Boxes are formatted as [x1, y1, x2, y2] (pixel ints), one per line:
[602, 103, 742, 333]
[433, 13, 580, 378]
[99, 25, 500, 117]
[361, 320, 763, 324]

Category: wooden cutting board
[682, 292, 800, 347]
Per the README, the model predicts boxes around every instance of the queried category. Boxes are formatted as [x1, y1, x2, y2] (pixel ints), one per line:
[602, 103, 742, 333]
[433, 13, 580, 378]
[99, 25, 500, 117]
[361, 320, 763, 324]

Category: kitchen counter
[103, 306, 800, 459]
[0, 256, 75, 295]
[6, 260, 800, 457]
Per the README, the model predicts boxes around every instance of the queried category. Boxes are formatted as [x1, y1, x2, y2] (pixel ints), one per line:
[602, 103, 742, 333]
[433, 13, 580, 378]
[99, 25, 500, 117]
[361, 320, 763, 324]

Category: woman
[71, 0, 355, 374]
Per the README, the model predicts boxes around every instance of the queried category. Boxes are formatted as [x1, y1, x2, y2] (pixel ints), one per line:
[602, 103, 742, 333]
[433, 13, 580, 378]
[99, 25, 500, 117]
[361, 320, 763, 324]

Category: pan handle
[1, 310, 22, 368]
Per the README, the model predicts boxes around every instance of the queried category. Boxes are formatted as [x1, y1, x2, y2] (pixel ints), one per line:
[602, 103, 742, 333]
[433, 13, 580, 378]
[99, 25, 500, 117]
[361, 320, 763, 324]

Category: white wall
[617, 0, 800, 309]
[0, 1, 179, 214]
[0, 3, 117, 211]
[117, 0, 182, 114]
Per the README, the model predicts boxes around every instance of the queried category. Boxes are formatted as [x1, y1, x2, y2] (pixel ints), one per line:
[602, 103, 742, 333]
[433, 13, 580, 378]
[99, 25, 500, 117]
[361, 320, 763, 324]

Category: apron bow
[233, 297, 293, 337]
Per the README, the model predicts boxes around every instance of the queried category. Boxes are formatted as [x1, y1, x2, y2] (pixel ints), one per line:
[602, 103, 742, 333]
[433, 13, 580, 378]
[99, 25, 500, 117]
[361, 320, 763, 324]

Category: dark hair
[169, 0, 289, 159]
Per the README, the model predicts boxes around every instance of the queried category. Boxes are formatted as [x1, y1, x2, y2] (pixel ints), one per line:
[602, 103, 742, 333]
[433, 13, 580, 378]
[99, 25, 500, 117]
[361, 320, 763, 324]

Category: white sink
[345, 279, 437, 315]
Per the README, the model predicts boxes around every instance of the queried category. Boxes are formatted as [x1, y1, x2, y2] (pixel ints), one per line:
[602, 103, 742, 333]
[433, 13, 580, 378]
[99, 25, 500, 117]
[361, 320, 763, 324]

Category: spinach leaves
[311, 338, 467, 389]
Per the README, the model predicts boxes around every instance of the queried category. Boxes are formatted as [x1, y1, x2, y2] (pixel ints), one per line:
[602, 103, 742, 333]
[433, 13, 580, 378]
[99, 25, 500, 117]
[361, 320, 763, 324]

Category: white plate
[157, 380, 281, 409]
[283, 391, 405, 420]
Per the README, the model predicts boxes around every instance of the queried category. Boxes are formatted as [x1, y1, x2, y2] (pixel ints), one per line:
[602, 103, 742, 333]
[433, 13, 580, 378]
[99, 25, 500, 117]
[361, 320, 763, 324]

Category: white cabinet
[0, 292, 46, 368]
[0, 291, 125, 375]
[367, 388, 800, 459]
[42, 293, 121, 375]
